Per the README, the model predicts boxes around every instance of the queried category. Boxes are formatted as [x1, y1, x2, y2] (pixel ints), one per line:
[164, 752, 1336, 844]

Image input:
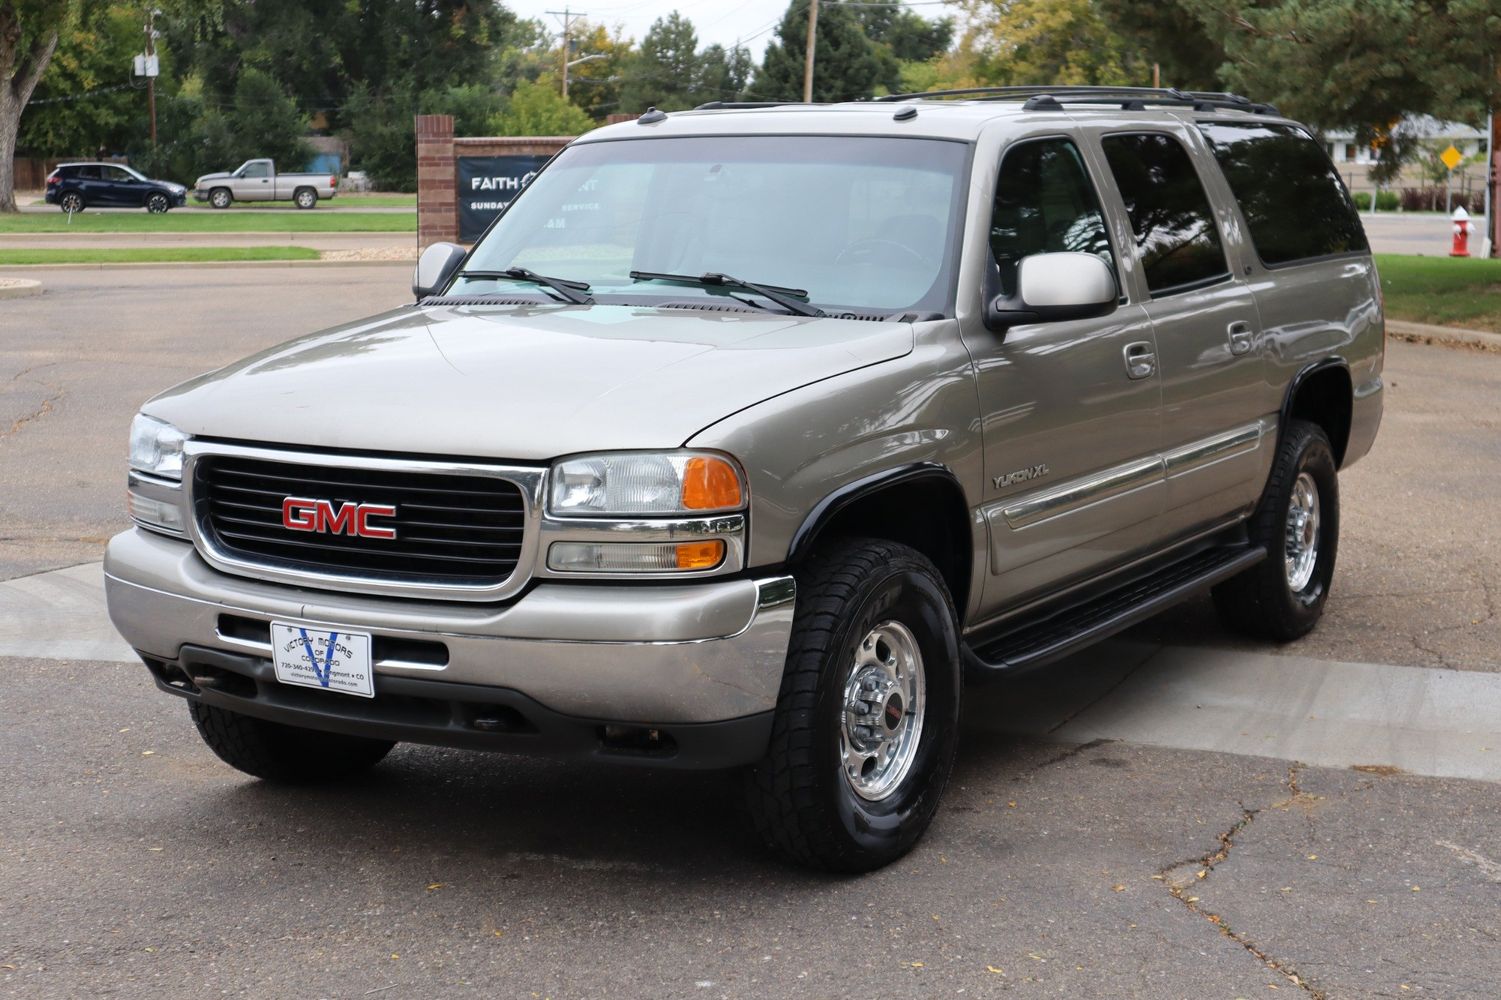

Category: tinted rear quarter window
[1198, 122, 1368, 266]
[1100, 133, 1228, 295]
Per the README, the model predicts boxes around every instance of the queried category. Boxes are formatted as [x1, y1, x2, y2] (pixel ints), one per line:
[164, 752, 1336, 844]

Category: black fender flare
[786, 461, 967, 566]
[1277, 355, 1351, 455]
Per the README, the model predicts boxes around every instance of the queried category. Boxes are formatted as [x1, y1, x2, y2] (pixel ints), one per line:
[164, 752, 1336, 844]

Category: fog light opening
[597, 724, 678, 756]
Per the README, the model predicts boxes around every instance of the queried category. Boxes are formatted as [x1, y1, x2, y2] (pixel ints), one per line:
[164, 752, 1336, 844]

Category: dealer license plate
[270, 623, 375, 698]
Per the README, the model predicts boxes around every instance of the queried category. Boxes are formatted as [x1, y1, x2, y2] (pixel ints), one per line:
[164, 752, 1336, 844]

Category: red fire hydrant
[1451, 207, 1473, 257]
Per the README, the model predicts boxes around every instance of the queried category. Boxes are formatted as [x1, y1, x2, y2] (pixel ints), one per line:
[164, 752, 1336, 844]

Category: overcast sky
[503, 1, 797, 59]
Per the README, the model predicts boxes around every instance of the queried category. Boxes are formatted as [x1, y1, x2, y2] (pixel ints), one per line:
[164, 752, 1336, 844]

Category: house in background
[1322, 115, 1489, 209]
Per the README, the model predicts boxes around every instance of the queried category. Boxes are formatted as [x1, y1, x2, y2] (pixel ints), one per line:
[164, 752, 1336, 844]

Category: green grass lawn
[0, 246, 322, 265]
[0, 211, 414, 233]
[1375, 254, 1501, 331]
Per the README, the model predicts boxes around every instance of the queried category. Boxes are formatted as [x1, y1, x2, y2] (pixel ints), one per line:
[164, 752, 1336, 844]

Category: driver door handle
[1123, 341, 1156, 380]
[1227, 321, 1254, 356]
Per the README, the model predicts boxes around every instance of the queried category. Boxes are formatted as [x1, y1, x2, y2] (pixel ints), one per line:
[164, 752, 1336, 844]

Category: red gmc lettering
[281, 497, 397, 539]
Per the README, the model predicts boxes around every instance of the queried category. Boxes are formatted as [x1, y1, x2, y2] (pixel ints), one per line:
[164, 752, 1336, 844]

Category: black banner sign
[457, 155, 550, 242]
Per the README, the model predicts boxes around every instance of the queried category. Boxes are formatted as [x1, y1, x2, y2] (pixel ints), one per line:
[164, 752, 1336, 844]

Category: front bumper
[104, 529, 796, 768]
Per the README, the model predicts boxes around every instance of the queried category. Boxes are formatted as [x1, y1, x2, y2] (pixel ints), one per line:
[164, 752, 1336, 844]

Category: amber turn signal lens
[680, 456, 743, 510]
[675, 540, 726, 570]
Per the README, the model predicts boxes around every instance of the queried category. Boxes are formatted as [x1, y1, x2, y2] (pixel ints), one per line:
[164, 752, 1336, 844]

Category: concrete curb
[0, 278, 43, 299]
[1387, 319, 1501, 352]
[0, 259, 413, 272]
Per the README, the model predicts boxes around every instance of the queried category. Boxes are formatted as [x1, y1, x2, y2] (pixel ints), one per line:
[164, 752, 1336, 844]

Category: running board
[964, 544, 1266, 674]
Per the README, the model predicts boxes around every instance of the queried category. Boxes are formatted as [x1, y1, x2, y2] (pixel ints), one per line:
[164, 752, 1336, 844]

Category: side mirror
[985, 252, 1118, 333]
[413, 242, 468, 301]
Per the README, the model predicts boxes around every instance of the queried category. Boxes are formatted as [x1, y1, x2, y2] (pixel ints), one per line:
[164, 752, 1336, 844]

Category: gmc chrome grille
[193, 455, 528, 588]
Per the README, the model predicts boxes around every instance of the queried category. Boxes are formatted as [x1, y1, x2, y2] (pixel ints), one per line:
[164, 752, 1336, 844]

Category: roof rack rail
[693, 101, 803, 111]
[872, 85, 1279, 116]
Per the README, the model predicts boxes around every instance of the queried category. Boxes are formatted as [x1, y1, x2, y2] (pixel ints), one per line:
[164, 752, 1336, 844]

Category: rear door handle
[1227, 321, 1254, 356]
[1123, 341, 1156, 380]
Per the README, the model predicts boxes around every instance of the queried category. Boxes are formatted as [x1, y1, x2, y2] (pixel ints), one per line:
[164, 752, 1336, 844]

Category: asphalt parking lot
[3, 265, 1500, 998]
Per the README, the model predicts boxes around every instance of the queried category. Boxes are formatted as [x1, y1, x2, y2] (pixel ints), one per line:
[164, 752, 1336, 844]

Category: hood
[153, 179, 187, 193]
[194, 171, 231, 186]
[143, 303, 914, 461]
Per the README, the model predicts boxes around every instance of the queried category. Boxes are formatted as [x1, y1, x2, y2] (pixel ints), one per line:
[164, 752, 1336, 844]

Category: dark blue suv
[45, 162, 189, 214]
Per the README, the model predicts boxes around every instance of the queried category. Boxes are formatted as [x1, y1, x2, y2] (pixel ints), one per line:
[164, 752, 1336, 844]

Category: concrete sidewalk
[11, 560, 1500, 784]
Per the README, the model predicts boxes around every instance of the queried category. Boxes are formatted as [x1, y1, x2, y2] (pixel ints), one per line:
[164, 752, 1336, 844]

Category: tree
[755, 1, 898, 101]
[559, 20, 635, 120]
[491, 78, 594, 137]
[853, 0, 954, 63]
[1104, 0, 1501, 182]
[953, 0, 1145, 88]
[17, 4, 143, 159]
[694, 43, 754, 106]
[618, 11, 699, 113]
[1095, 0, 1226, 91]
[1, 1, 71, 210]
[3, 0, 220, 210]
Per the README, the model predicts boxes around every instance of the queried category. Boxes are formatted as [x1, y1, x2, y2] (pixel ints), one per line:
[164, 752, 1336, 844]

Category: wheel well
[796, 475, 972, 615]
[1287, 365, 1353, 466]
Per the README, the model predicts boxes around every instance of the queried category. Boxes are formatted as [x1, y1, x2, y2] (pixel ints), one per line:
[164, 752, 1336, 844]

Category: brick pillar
[416, 114, 457, 246]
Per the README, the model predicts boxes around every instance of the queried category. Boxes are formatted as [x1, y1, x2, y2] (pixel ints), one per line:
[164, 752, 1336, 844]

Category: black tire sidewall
[1249, 422, 1340, 637]
[210, 189, 231, 208]
[295, 189, 316, 208]
[811, 549, 961, 863]
[146, 194, 168, 213]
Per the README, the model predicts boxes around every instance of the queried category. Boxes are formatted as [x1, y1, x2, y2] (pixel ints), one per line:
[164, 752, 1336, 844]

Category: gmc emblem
[281, 497, 398, 540]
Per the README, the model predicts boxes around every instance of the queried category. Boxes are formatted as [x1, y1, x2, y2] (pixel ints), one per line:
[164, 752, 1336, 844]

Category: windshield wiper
[457, 268, 593, 305]
[629, 270, 823, 318]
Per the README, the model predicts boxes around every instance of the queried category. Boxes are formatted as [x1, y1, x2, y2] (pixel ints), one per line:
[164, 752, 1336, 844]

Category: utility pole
[145, 8, 157, 146]
[547, 7, 581, 100]
[802, 0, 818, 103]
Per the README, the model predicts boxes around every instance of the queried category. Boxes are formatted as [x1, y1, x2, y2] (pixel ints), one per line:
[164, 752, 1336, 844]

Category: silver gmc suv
[106, 86, 1383, 872]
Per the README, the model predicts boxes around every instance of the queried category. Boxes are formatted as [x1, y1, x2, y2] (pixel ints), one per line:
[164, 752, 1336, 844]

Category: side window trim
[987, 133, 1124, 301]
[1098, 128, 1234, 300]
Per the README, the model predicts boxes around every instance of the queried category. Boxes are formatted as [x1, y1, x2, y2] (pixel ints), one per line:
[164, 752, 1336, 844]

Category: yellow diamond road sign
[1440, 144, 1464, 170]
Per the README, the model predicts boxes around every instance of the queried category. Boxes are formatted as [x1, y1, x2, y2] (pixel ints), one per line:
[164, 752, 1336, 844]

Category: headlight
[128, 413, 187, 480]
[548, 451, 745, 516]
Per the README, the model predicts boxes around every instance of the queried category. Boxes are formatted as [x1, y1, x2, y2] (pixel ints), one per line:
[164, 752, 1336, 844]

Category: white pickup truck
[193, 159, 338, 209]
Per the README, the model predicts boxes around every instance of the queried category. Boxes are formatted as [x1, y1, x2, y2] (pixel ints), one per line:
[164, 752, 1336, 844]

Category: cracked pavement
[3, 664, 1498, 999]
[3, 264, 1500, 997]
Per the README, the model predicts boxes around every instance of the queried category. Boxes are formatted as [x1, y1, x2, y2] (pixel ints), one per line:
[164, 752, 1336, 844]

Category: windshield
[460, 135, 969, 315]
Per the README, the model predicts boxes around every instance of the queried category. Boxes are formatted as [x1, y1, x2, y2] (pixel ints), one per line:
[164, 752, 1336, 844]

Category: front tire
[208, 187, 233, 209]
[293, 187, 318, 209]
[145, 192, 170, 214]
[189, 702, 395, 783]
[746, 538, 961, 872]
[1213, 419, 1340, 641]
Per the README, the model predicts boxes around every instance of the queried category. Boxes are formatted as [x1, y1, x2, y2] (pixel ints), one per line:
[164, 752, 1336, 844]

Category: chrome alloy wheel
[1284, 471, 1321, 592]
[841, 620, 926, 801]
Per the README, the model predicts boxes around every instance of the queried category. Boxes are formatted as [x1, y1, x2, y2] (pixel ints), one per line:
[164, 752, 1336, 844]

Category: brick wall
[414, 115, 574, 247]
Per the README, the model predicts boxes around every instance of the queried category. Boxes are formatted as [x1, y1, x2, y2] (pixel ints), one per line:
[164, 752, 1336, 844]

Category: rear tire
[188, 702, 394, 783]
[59, 192, 84, 213]
[746, 537, 961, 872]
[209, 187, 233, 209]
[293, 187, 318, 209]
[1212, 419, 1339, 641]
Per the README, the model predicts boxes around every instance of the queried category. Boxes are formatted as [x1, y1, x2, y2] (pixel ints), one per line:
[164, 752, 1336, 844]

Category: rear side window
[1199, 122, 1368, 266]
[73, 165, 101, 179]
[1100, 133, 1228, 295]
[989, 138, 1115, 298]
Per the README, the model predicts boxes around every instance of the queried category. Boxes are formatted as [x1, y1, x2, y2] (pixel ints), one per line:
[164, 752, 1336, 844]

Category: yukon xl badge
[993, 464, 1049, 490]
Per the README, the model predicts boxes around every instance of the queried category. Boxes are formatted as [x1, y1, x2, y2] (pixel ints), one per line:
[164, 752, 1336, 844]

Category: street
[2, 264, 1500, 998]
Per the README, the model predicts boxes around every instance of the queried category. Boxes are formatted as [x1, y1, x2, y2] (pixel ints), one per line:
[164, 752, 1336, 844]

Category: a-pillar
[415, 114, 457, 247]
